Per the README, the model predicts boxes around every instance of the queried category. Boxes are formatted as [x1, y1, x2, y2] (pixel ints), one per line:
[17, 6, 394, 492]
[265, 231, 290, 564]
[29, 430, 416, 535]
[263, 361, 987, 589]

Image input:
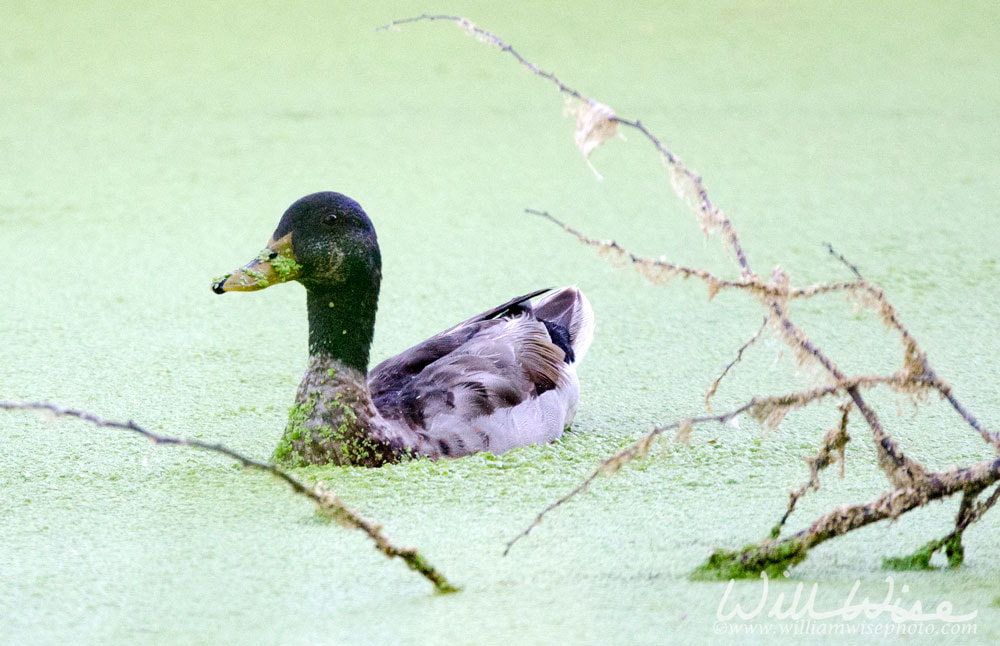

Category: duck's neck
[305, 286, 377, 374]
[273, 286, 407, 467]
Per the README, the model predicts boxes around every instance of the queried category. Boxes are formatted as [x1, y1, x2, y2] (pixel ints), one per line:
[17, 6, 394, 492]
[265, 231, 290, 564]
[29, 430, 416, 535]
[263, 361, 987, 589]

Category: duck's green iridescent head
[213, 192, 383, 370]
[212, 191, 382, 296]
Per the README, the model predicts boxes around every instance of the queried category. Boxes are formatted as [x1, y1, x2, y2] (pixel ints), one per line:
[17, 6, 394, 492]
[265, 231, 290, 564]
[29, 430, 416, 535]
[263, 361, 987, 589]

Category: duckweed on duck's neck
[274, 353, 401, 467]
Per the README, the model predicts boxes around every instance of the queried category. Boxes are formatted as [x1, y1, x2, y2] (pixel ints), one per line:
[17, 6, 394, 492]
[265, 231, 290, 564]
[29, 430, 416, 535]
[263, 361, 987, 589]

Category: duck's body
[213, 192, 594, 466]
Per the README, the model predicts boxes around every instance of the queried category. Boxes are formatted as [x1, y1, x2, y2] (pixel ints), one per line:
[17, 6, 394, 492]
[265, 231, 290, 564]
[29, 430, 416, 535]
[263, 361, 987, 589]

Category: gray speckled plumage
[370, 285, 594, 459]
[368, 288, 588, 455]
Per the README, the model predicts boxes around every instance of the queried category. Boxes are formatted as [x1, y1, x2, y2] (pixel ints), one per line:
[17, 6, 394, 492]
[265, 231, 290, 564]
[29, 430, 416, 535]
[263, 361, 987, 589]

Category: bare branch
[612, 117, 752, 276]
[395, 15, 1000, 573]
[787, 280, 866, 299]
[825, 244, 999, 450]
[1, 401, 458, 593]
[527, 210, 892, 309]
[766, 297, 927, 487]
[695, 456, 1000, 579]
[938, 386, 1000, 451]
[525, 208, 740, 294]
[507, 368, 942, 555]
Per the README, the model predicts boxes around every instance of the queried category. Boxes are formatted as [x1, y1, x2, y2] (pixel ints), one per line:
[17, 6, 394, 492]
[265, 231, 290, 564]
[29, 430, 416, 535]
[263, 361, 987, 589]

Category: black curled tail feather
[541, 320, 575, 364]
[531, 286, 594, 364]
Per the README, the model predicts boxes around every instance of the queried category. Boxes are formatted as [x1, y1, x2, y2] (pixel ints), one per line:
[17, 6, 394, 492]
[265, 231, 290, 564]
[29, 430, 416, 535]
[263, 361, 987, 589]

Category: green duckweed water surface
[3, 2, 1000, 644]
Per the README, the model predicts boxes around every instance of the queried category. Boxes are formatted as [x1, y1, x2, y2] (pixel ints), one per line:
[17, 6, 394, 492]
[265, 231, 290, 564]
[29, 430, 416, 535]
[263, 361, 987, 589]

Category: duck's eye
[322, 214, 337, 227]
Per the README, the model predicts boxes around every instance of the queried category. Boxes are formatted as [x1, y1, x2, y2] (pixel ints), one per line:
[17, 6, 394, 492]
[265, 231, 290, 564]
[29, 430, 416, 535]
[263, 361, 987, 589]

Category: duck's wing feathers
[367, 287, 550, 400]
[368, 286, 593, 458]
[369, 315, 564, 425]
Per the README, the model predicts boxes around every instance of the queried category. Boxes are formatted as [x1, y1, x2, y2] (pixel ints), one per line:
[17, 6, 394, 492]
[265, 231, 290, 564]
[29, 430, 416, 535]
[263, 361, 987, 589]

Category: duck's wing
[366, 288, 550, 401]
[368, 287, 594, 458]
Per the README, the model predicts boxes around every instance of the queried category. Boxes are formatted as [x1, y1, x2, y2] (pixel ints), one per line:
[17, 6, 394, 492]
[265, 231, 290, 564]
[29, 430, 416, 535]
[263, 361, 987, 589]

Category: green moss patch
[691, 539, 807, 581]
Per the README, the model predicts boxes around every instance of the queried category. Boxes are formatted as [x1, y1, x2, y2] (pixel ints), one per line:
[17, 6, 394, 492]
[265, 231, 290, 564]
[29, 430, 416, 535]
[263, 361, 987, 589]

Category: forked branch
[384, 15, 1000, 574]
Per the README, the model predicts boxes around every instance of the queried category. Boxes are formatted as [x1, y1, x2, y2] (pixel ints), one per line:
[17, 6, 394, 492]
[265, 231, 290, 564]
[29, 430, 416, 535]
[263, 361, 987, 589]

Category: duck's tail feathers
[533, 286, 595, 364]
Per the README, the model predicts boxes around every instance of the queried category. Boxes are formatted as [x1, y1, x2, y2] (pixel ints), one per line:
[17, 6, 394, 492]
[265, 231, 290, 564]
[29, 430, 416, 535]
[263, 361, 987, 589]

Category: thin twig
[937, 386, 1000, 450]
[377, 15, 584, 100]
[824, 241, 863, 280]
[526, 210, 882, 306]
[1, 401, 458, 593]
[705, 315, 769, 412]
[788, 280, 867, 299]
[505, 369, 959, 553]
[772, 401, 852, 537]
[503, 401, 753, 555]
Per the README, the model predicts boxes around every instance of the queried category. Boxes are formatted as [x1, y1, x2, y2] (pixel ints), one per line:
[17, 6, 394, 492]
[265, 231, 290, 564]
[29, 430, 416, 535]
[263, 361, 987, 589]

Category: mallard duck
[212, 192, 594, 467]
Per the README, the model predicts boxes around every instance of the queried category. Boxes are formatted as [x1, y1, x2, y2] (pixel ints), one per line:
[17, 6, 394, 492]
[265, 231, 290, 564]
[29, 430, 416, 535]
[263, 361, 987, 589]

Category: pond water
[3, 2, 999, 643]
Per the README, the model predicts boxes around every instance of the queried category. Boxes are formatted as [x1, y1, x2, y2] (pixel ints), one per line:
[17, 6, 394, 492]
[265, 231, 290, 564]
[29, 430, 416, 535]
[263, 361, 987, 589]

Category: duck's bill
[211, 233, 301, 294]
